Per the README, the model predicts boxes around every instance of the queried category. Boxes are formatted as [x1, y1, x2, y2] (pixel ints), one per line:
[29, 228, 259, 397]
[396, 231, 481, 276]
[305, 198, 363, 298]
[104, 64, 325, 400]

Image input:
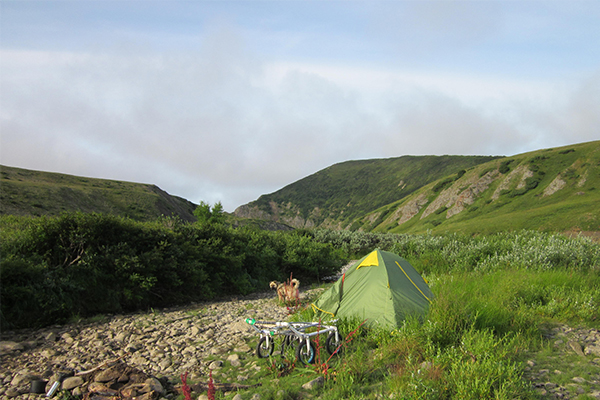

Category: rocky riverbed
[1, 289, 599, 400]
[0, 290, 303, 400]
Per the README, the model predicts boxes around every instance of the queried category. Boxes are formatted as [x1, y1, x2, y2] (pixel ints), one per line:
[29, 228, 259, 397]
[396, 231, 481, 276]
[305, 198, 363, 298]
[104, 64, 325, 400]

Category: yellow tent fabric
[356, 250, 380, 269]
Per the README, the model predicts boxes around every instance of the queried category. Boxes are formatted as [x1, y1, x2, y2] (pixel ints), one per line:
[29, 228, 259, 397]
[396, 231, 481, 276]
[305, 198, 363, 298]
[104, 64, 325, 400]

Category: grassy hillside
[4, 140, 598, 236]
[365, 141, 600, 235]
[234, 155, 500, 229]
[234, 141, 599, 236]
[0, 165, 197, 222]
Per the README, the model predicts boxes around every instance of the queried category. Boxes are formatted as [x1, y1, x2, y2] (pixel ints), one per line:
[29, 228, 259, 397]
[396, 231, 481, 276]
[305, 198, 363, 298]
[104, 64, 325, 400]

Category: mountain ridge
[234, 155, 501, 229]
[235, 140, 600, 235]
[3, 140, 598, 236]
[357, 141, 600, 235]
[0, 165, 198, 222]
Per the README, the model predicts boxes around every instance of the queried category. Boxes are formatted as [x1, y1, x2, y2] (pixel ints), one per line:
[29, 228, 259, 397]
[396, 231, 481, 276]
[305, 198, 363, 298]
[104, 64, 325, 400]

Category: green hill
[0, 165, 197, 222]
[234, 155, 501, 229]
[366, 140, 600, 236]
[234, 141, 600, 236]
[4, 140, 598, 236]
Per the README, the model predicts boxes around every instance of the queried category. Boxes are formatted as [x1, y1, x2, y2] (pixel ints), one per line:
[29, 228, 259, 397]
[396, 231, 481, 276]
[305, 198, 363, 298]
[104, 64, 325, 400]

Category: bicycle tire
[295, 340, 316, 365]
[256, 336, 274, 358]
[325, 332, 343, 356]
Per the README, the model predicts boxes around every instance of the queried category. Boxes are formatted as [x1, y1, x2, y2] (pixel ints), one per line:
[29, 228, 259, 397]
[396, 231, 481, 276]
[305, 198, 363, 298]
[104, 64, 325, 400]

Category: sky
[1, 1, 599, 211]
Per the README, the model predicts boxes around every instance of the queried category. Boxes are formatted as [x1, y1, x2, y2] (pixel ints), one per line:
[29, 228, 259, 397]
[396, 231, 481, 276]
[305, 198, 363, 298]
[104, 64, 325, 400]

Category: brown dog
[269, 280, 285, 302]
[285, 278, 300, 302]
[269, 278, 300, 303]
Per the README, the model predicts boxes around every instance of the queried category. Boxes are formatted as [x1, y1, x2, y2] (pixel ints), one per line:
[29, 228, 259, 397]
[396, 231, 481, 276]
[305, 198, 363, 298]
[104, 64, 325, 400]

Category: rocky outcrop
[233, 204, 274, 221]
[421, 169, 500, 220]
[234, 202, 315, 229]
[390, 194, 429, 226]
[364, 211, 382, 225]
[318, 218, 346, 230]
[492, 165, 528, 200]
[578, 170, 589, 188]
[421, 185, 462, 220]
[544, 176, 567, 197]
[446, 170, 499, 218]
[516, 168, 534, 190]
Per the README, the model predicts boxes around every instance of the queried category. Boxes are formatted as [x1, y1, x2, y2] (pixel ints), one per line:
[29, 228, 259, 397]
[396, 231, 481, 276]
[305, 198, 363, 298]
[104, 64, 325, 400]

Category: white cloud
[266, 61, 561, 109]
[1, 21, 598, 211]
[531, 72, 600, 148]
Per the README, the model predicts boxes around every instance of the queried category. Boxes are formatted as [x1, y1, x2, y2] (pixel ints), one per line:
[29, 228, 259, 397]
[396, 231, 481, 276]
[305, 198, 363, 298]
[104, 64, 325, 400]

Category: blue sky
[1, 1, 599, 211]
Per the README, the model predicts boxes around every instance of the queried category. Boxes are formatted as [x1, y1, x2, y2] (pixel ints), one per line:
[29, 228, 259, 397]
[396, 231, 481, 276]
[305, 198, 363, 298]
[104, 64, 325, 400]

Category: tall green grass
[280, 278, 539, 399]
[272, 267, 597, 399]
[3, 218, 598, 398]
[248, 229, 599, 399]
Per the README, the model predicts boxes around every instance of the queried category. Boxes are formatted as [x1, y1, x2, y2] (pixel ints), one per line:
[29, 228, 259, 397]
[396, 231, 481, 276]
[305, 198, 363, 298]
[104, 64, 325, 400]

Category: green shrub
[499, 160, 514, 174]
[509, 188, 528, 197]
[313, 229, 600, 274]
[525, 176, 541, 190]
[445, 329, 529, 399]
[434, 206, 448, 215]
[432, 178, 454, 193]
[255, 229, 597, 400]
[0, 213, 344, 329]
[559, 149, 575, 154]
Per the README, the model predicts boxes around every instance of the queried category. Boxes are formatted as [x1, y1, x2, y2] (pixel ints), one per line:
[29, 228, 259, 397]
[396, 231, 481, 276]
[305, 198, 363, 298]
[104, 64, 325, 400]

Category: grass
[226, 293, 535, 399]
[412, 194, 600, 235]
[189, 237, 599, 399]
[247, 155, 500, 226]
[372, 140, 600, 235]
[0, 165, 197, 222]
[206, 234, 600, 399]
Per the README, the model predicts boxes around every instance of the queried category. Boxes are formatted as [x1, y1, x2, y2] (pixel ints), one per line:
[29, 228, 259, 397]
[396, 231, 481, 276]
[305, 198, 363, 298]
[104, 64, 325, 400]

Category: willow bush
[313, 228, 600, 273]
[0, 213, 343, 329]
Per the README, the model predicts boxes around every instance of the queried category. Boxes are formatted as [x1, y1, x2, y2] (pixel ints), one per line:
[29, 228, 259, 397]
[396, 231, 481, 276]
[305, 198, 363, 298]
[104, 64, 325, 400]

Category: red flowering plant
[180, 370, 216, 400]
[207, 371, 216, 400]
[180, 372, 192, 400]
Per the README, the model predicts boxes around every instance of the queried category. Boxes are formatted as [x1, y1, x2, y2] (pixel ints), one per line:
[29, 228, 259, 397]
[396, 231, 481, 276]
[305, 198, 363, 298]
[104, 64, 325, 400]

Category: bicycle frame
[246, 318, 341, 358]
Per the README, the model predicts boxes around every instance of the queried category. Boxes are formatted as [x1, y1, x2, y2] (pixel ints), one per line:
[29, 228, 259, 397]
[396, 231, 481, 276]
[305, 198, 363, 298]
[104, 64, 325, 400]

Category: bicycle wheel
[325, 332, 343, 356]
[256, 336, 274, 358]
[295, 340, 316, 365]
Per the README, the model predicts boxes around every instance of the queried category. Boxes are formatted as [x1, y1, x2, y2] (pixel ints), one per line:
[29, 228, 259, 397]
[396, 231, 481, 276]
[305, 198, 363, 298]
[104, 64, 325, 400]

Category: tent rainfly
[311, 249, 434, 328]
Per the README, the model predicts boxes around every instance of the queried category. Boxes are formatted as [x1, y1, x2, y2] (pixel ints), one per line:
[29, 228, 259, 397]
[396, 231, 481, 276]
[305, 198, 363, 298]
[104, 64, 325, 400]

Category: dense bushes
[499, 159, 514, 174]
[0, 213, 343, 329]
[432, 169, 467, 193]
[3, 214, 598, 330]
[313, 229, 600, 273]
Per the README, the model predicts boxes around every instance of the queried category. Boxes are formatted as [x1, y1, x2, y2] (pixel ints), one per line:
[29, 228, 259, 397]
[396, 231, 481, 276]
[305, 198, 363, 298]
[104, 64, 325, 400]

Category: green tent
[311, 249, 433, 328]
